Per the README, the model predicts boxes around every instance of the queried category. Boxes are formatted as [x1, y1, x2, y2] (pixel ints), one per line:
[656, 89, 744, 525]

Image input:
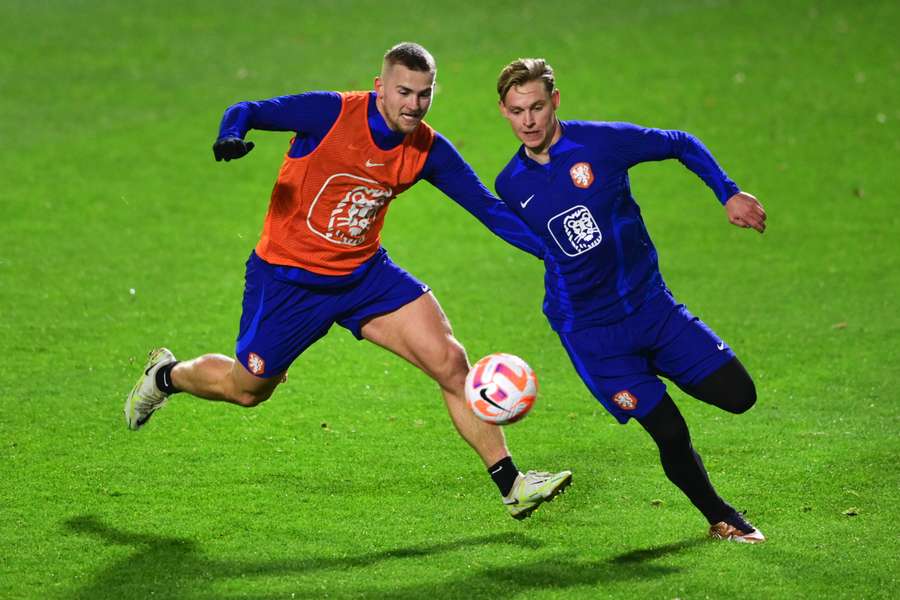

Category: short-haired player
[125, 44, 571, 520]
[493, 57, 767, 542]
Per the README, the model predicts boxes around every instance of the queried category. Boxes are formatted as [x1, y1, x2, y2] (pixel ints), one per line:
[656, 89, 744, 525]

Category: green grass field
[2, 0, 898, 598]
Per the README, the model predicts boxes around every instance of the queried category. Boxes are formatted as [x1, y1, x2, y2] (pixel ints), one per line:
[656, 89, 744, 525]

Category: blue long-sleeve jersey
[495, 120, 740, 332]
[218, 91, 545, 267]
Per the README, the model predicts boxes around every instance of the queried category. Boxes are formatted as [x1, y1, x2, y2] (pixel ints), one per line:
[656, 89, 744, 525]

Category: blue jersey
[218, 91, 545, 275]
[495, 120, 740, 332]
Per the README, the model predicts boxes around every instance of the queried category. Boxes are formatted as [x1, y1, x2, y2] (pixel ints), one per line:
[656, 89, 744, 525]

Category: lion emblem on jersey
[308, 174, 394, 246]
[563, 208, 601, 248]
[569, 162, 594, 189]
[326, 184, 391, 245]
[547, 205, 603, 257]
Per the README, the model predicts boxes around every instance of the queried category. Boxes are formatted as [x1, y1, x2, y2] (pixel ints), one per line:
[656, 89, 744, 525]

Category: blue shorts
[235, 249, 429, 378]
[558, 290, 735, 424]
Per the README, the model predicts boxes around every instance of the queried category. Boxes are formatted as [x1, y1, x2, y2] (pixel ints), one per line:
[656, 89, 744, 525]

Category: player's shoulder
[562, 119, 644, 140]
[563, 120, 658, 157]
[287, 90, 343, 103]
[424, 129, 459, 161]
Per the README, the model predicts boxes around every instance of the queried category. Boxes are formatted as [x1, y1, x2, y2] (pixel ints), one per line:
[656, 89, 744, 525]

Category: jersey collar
[515, 121, 582, 169]
[367, 91, 407, 151]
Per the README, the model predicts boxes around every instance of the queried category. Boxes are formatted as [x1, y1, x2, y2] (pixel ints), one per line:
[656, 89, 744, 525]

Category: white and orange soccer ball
[465, 353, 538, 425]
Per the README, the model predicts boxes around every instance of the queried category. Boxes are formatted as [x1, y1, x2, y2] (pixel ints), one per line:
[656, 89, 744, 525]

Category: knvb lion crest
[308, 174, 394, 246]
[569, 162, 594, 189]
[247, 352, 266, 376]
[612, 390, 638, 411]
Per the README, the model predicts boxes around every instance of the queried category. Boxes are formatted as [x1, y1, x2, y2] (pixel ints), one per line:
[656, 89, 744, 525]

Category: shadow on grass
[63, 515, 699, 599]
[380, 539, 703, 600]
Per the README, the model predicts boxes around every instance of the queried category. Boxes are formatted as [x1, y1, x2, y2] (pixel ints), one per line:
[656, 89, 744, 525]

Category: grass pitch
[2, 0, 898, 598]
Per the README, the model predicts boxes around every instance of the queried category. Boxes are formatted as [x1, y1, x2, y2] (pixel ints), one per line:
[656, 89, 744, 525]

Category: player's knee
[433, 339, 469, 389]
[728, 379, 757, 414]
[233, 388, 273, 407]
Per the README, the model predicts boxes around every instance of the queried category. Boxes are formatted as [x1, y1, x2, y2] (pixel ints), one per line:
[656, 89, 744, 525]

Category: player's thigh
[650, 294, 735, 390]
[559, 327, 666, 424]
[336, 251, 466, 384]
[235, 252, 336, 379]
[359, 292, 468, 384]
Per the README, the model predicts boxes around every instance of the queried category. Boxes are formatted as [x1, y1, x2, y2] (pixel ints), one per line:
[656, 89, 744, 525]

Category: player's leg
[637, 394, 730, 521]
[645, 292, 765, 541]
[125, 251, 329, 429]
[359, 292, 508, 467]
[125, 348, 287, 430]
[636, 395, 764, 542]
[170, 354, 283, 407]
[358, 292, 571, 519]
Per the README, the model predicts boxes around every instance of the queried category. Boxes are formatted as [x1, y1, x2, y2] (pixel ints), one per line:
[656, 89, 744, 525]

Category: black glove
[213, 137, 255, 162]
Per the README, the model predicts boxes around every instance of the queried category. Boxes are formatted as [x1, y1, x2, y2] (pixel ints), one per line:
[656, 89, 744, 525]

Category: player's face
[375, 63, 435, 134]
[499, 80, 560, 155]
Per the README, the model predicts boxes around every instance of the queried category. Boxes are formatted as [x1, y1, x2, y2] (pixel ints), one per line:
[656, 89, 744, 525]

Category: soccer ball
[465, 353, 538, 425]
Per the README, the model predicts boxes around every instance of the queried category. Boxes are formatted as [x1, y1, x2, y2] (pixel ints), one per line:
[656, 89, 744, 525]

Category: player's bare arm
[725, 191, 767, 233]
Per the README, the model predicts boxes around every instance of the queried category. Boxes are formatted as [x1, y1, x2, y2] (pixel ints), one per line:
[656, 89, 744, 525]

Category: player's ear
[551, 89, 560, 110]
[498, 99, 508, 119]
[374, 76, 384, 98]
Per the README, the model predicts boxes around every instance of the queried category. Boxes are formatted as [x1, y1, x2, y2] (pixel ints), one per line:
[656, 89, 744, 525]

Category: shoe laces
[523, 470, 553, 481]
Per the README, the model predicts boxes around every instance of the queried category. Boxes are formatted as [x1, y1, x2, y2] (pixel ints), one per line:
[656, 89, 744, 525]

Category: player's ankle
[488, 456, 520, 496]
[155, 361, 181, 395]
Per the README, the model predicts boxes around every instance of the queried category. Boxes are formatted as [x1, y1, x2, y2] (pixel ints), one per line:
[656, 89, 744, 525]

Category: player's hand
[725, 191, 767, 233]
[213, 137, 255, 162]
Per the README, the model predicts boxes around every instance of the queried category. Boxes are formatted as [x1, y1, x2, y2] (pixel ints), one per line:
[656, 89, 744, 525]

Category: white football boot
[504, 469, 573, 520]
[709, 512, 766, 543]
[125, 348, 176, 430]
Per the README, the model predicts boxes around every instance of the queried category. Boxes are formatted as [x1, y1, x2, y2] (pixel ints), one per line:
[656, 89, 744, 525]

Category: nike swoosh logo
[479, 388, 506, 411]
[520, 194, 535, 208]
[365, 159, 384, 167]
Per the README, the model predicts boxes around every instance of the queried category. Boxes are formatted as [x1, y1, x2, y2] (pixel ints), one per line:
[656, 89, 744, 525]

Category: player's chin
[519, 131, 544, 147]
[398, 114, 422, 132]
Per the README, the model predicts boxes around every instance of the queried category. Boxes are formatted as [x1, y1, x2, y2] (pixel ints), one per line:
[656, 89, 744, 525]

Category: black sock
[155, 362, 181, 395]
[488, 456, 520, 497]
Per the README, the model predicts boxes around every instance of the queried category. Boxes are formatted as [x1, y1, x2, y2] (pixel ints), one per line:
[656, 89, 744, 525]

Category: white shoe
[709, 512, 766, 544]
[125, 348, 176, 430]
[504, 470, 573, 520]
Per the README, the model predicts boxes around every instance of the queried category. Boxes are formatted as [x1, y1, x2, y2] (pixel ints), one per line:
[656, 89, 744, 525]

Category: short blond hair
[497, 58, 555, 102]
[383, 42, 436, 73]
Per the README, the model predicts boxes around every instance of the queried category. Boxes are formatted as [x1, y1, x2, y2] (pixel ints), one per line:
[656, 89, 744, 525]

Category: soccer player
[125, 43, 571, 520]
[493, 58, 767, 542]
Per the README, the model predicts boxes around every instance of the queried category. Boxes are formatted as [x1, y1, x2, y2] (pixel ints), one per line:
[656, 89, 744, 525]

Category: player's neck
[524, 118, 561, 165]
